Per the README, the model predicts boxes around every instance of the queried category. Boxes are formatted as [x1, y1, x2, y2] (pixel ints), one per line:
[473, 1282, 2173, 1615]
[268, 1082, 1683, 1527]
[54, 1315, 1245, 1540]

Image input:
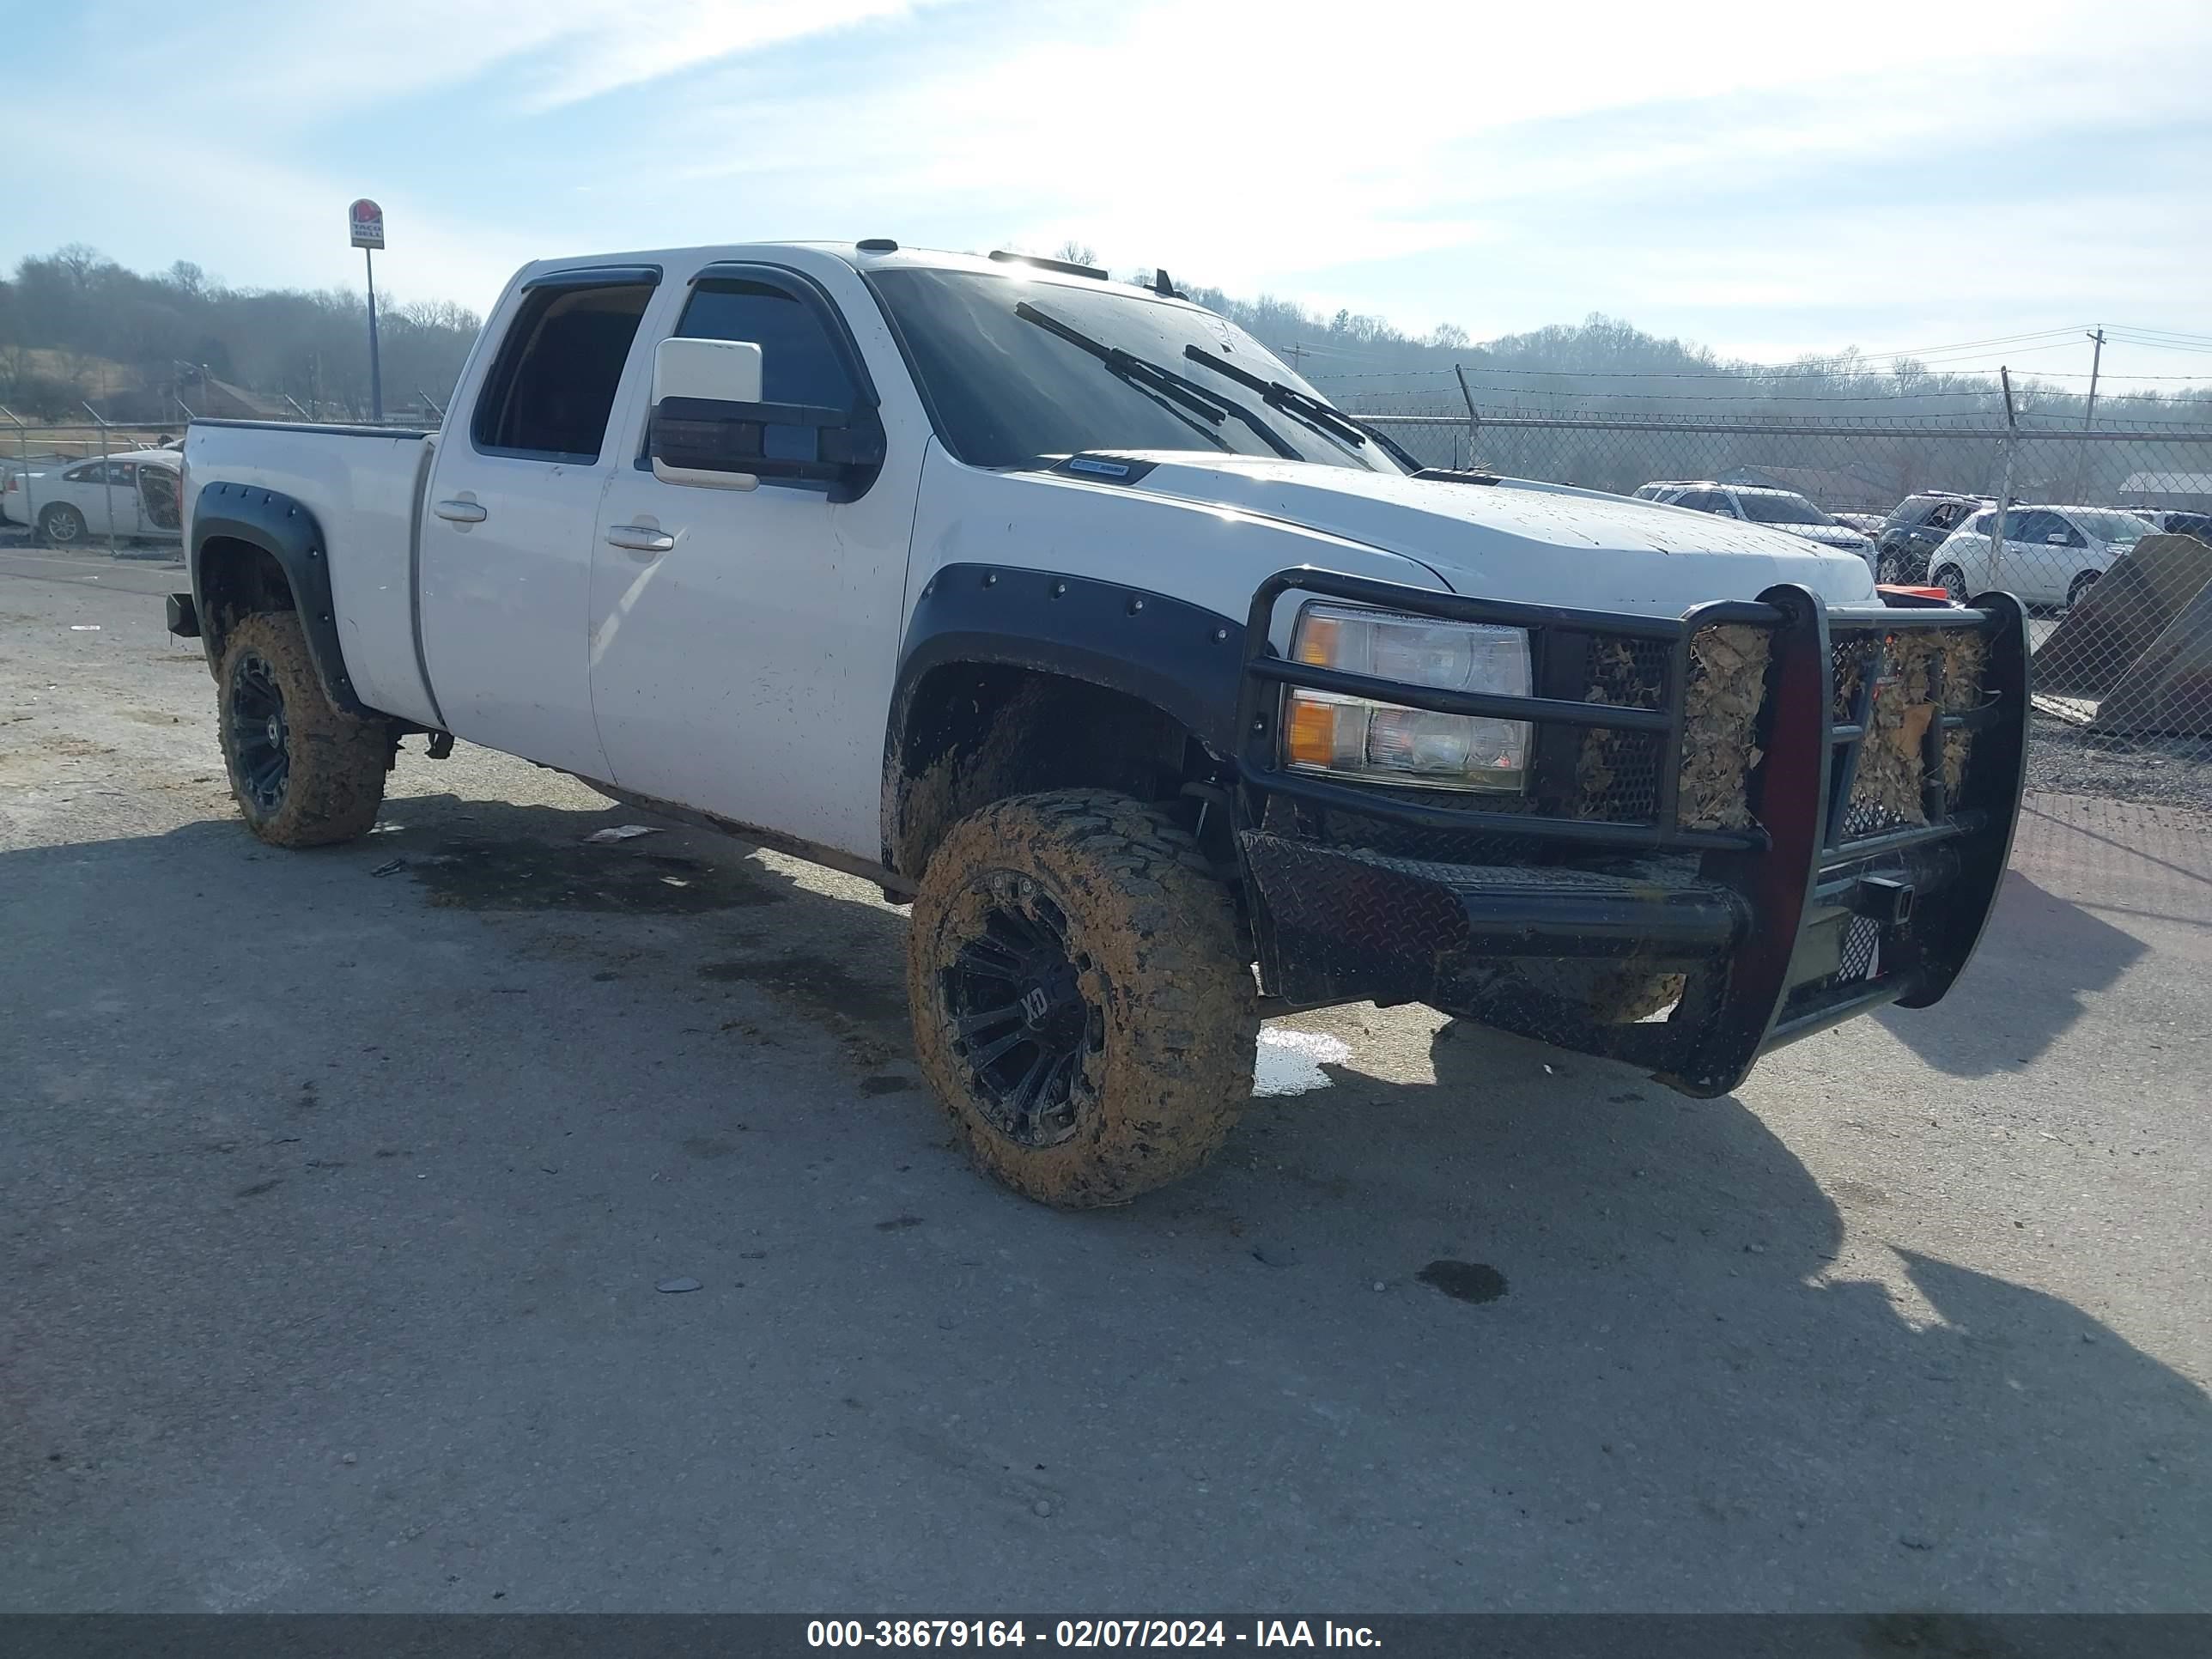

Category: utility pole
[1285, 341, 1308, 373]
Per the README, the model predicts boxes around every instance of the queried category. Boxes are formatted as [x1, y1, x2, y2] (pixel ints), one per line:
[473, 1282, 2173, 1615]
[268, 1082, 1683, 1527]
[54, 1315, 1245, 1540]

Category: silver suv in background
[1638, 482, 1879, 572]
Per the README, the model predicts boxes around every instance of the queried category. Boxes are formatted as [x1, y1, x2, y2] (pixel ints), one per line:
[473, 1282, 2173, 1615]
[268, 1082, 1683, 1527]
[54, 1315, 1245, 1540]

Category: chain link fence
[1338, 393, 2212, 805]
[0, 417, 187, 556]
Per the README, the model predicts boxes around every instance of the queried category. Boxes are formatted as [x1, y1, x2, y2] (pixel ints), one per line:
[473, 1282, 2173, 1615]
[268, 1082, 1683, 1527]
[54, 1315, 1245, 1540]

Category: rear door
[417, 267, 659, 776]
[2003, 509, 2066, 604]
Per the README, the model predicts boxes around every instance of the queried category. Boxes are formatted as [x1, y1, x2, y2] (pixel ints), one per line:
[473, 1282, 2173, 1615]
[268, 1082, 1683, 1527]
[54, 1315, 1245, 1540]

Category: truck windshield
[868, 268, 1404, 475]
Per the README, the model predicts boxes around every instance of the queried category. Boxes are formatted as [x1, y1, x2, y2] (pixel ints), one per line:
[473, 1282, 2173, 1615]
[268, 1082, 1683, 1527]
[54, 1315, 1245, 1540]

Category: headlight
[1282, 603, 1532, 793]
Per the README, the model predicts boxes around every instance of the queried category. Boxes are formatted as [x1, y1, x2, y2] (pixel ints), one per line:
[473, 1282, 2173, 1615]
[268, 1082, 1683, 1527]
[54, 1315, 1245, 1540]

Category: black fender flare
[191, 482, 367, 717]
[882, 563, 1248, 860]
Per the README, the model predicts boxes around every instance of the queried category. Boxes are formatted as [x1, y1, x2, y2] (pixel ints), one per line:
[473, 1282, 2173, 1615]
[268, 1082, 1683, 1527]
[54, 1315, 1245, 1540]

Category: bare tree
[1054, 240, 1100, 268]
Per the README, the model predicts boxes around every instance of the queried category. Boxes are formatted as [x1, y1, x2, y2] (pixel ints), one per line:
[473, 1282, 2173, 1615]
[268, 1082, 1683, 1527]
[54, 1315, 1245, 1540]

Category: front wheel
[1933, 563, 1968, 604]
[907, 790, 1259, 1208]
[216, 611, 389, 846]
[39, 502, 87, 546]
[2067, 570, 2100, 611]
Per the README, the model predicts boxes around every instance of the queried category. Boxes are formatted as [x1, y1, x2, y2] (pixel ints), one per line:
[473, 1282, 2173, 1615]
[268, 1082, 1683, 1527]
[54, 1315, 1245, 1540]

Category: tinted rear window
[473, 283, 655, 461]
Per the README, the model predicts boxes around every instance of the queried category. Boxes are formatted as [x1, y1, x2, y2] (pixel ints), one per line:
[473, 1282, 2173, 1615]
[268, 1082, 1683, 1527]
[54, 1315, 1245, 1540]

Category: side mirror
[647, 336, 884, 501]
[650, 337, 763, 490]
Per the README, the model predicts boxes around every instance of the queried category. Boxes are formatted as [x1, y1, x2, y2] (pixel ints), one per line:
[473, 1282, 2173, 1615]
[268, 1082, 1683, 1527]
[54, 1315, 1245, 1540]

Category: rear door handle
[605, 525, 676, 555]
[433, 499, 487, 524]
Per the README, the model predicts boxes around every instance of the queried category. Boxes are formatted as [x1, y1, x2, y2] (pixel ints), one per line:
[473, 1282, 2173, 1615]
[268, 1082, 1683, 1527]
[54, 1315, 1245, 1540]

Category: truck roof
[514, 241, 1204, 311]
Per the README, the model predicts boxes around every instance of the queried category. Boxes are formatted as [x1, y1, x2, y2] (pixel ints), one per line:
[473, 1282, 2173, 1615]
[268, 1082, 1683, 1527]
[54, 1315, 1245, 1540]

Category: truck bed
[185, 420, 442, 728]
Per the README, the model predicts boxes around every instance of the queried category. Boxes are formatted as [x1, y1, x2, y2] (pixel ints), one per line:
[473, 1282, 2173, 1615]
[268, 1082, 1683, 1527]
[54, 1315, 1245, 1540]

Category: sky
[6, 0, 2210, 391]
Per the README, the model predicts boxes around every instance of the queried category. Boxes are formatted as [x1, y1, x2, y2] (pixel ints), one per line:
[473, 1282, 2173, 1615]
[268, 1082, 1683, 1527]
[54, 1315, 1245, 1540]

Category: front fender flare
[882, 563, 1247, 865]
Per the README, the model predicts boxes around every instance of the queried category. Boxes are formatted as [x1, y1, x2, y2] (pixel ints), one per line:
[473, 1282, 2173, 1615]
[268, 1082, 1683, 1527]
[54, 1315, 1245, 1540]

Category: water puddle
[411, 842, 785, 914]
[1254, 1027, 1353, 1097]
[1418, 1260, 1509, 1304]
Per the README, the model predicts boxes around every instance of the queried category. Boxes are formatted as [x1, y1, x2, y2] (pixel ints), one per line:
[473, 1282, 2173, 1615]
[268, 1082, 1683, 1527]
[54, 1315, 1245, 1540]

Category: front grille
[1576, 637, 1669, 823]
[1833, 623, 1990, 840]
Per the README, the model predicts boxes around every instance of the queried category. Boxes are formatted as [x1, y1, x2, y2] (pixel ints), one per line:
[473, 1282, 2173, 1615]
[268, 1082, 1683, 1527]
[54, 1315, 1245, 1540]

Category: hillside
[6, 244, 2204, 431]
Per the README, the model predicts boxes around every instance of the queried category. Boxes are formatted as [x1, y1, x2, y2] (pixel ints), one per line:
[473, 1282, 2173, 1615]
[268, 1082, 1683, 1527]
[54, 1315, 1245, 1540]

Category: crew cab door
[586, 260, 921, 860]
[417, 267, 659, 777]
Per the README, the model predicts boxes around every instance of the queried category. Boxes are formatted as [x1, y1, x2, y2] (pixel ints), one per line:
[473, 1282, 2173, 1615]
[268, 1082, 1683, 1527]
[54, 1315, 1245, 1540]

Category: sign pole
[348, 198, 388, 424]
[364, 245, 384, 423]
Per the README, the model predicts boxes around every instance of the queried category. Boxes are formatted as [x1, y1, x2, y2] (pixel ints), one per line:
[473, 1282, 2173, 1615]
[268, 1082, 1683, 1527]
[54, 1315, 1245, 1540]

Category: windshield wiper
[1014, 302, 1301, 461]
[1179, 344, 1424, 472]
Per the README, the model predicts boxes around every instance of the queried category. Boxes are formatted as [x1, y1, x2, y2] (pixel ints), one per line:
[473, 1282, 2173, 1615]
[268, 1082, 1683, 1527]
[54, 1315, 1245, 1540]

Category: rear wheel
[38, 502, 87, 546]
[1933, 563, 1968, 604]
[2067, 570, 2100, 611]
[907, 790, 1258, 1208]
[216, 611, 389, 847]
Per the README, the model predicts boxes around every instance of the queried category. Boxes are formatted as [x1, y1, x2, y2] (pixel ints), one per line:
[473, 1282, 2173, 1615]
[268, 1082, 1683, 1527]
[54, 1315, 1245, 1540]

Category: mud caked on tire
[216, 610, 388, 847]
[908, 790, 1259, 1207]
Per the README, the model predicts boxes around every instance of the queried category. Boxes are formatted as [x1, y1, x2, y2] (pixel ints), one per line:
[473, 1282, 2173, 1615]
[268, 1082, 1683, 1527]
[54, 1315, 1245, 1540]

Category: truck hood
[1096, 456, 1879, 614]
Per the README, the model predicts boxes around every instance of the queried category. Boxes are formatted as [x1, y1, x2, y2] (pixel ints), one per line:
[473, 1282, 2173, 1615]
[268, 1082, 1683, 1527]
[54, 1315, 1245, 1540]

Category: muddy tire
[216, 610, 388, 847]
[907, 789, 1258, 1208]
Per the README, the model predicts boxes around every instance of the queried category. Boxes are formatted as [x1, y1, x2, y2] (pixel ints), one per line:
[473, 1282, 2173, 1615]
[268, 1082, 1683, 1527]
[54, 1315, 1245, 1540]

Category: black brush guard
[1233, 570, 2029, 1097]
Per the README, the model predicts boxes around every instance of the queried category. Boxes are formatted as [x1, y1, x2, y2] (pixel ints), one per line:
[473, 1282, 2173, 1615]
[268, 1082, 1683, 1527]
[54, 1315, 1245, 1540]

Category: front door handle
[605, 525, 676, 555]
[433, 499, 487, 524]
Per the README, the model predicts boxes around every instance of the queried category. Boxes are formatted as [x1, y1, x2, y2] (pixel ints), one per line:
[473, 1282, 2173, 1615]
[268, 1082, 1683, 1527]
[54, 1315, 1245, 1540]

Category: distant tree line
[4, 243, 2205, 452]
[0, 245, 480, 422]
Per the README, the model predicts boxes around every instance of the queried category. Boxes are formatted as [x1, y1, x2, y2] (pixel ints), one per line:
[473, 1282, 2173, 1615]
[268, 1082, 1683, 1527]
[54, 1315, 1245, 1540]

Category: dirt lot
[3, 547, 2209, 1613]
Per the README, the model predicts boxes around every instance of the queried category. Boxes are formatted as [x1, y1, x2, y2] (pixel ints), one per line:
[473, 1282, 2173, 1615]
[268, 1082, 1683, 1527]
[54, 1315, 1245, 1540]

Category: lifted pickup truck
[172, 241, 2028, 1206]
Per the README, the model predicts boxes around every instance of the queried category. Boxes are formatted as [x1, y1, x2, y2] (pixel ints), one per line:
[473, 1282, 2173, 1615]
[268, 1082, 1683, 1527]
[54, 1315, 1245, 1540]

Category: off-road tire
[1933, 563, 1968, 604]
[908, 789, 1259, 1208]
[39, 502, 87, 546]
[216, 611, 388, 847]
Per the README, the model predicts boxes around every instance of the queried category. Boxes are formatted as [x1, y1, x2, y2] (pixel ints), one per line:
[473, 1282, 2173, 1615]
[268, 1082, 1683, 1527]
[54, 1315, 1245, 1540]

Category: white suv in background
[1638, 482, 1878, 571]
[1927, 505, 2155, 609]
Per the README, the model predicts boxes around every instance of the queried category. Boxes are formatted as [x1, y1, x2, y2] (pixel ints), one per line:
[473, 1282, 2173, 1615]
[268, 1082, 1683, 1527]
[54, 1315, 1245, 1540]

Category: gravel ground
[3, 547, 2209, 1615]
[2026, 714, 2212, 811]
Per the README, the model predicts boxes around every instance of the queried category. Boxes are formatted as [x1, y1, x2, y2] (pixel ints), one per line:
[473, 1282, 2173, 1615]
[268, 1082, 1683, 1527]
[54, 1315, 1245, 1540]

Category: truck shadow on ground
[5, 793, 2206, 1608]
[1869, 871, 2145, 1079]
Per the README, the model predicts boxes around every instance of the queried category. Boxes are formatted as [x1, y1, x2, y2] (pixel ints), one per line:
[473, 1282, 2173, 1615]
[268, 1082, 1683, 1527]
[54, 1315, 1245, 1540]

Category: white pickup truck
[173, 241, 2028, 1206]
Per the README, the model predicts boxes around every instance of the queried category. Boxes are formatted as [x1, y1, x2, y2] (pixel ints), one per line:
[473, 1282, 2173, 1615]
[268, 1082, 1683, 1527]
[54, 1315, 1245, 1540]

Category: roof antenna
[1152, 267, 1183, 299]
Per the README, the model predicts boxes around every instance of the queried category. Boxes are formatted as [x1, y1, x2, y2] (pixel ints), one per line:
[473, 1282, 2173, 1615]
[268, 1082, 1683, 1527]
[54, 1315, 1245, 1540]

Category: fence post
[83, 403, 118, 553]
[1990, 368, 2017, 590]
[1, 405, 27, 531]
[1454, 363, 1480, 470]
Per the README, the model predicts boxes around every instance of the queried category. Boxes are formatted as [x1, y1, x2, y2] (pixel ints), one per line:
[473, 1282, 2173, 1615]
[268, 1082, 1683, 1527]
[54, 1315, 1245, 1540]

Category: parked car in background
[2132, 508, 2212, 544]
[1875, 492, 1989, 586]
[1641, 481, 1878, 571]
[0, 449, 185, 545]
[1830, 511, 1886, 539]
[1928, 505, 2155, 608]
[1632, 480, 1697, 501]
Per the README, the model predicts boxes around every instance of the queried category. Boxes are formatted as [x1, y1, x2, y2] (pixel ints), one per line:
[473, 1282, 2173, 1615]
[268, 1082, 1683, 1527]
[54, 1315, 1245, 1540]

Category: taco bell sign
[349, 198, 385, 250]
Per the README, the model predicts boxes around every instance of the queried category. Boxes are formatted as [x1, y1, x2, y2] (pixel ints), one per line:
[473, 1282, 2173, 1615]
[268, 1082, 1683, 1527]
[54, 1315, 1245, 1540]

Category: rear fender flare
[191, 482, 366, 717]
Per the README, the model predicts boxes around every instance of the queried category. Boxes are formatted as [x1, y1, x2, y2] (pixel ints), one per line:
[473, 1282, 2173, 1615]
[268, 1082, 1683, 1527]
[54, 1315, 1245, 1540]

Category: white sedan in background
[0, 448, 185, 545]
[1927, 505, 2155, 609]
